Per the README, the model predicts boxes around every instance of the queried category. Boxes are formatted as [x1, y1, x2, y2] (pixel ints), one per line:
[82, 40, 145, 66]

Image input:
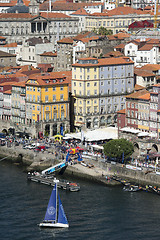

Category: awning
[90, 144, 104, 150]
[120, 127, 140, 134]
[138, 132, 149, 137]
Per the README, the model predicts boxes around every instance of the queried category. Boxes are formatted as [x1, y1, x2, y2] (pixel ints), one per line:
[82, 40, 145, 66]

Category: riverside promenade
[1, 144, 160, 187]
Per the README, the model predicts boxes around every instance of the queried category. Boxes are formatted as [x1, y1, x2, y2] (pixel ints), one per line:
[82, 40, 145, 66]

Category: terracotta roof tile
[78, 36, 99, 43]
[134, 84, 145, 90]
[117, 109, 126, 114]
[0, 81, 17, 86]
[114, 43, 125, 49]
[0, 13, 34, 19]
[40, 51, 57, 56]
[57, 37, 73, 44]
[141, 64, 160, 71]
[26, 71, 72, 86]
[40, 1, 103, 11]
[73, 57, 133, 67]
[134, 68, 155, 77]
[71, 8, 89, 16]
[103, 51, 124, 58]
[138, 92, 150, 100]
[3, 42, 17, 48]
[4, 90, 11, 94]
[139, 43, 157, 51]
[126, 89, 148, 99]
[102, 6, 150, 16]
[12, 81, 26, 87]
[40, 12, 71, 18]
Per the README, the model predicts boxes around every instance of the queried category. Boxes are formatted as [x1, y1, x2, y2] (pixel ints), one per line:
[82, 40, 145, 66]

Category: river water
[1, 161, 160, 240]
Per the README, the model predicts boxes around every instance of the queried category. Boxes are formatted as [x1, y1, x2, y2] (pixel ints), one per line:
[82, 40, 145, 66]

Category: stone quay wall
[1, 146, 160, 187]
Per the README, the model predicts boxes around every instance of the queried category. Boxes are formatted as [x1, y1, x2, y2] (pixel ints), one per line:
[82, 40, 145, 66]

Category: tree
[103, 138, 134, 162]
[98, 27, 113, 36]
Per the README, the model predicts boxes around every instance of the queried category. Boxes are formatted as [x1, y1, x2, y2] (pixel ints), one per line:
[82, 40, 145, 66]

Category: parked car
[34, 146, 46, 152]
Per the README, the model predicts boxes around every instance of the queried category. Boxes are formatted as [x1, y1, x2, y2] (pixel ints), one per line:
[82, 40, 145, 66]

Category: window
[45, 95, 48, 102]
[87, 90, 90, 96]
[79, 83, 82, 87]
[94, 75, 96, 79]
[37, 106, 40, 111]
[53, 86, 56, 91]
[87, 83, 90, 87]
[53, 95, 56, 102]
[94, 68, 96, 72]
[33, 105, 35, 110]
[101, 81, 104, 86]
[45, 87, 48, 92]
[94, 106, 97, 113]
[33, 95, 35, 102]
[94, 82, 97, 86]
[87, 68, 90, 73]
[60, 86, 63, 91]
[94, 90, 97, 95]
[74, 82, 76, 86]
[33, 87, 35, 92]
[60, 94, 64, 101]
[87, 75, 90, 80]
[38, 87, 40, 92]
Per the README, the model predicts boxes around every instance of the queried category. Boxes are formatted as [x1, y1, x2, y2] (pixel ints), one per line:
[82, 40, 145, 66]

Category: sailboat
[39, 182, 69, 228]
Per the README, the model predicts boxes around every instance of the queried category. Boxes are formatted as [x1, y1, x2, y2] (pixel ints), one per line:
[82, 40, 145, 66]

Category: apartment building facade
[72, 56, 134, 129]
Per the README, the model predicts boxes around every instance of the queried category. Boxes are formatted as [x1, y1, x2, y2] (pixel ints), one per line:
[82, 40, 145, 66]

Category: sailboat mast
[55, 183, 58, 223]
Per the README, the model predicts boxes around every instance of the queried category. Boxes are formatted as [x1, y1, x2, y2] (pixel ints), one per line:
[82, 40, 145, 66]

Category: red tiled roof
[71, 8, 89, 16]
[40, 51, 57, 56]
[139, 43, 157, 51]
[26, 71, 72, 86]
[73, 57, 133, 67]
[126, 89, 148, 99]
[101, 6, 150, 16]
[57, 37, 74, 44]
[3, 42, 17, 48]
[4, 90, 11, 94]
[134, 84, 145, 90]
[79, 36, 99, 43]
[40, 12, 71, 19]
[0, 81, 17, 86]
[12, 81, 26, 87]
[114, 43, 125, 49]
[40, 1, 103, 11]
[138, 92, 150, 100]
[141, 64, 160, 71]
[134, 68, 155, 77]
[103, 51, 124, 58]
[117, 109, 126, 114]
[0, 13, 34, 19]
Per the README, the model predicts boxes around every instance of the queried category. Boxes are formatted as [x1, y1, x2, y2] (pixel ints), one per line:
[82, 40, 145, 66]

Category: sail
[58, 194, 68, 225]
[44, 184, 57, 221]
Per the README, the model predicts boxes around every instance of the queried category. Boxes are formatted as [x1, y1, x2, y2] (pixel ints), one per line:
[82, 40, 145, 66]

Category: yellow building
[86, 6, 155, 34]
[26, 71, 71, 136]
[72, 57, 100, 129]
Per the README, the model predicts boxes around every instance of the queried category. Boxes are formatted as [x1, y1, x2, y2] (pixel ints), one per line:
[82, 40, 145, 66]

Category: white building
[71, 8, 89, 33]
[17, 38, 55, 67]
[124, 39, 160, 67]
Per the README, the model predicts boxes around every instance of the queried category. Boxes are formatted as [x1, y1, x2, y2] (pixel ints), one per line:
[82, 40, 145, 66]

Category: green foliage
[92, 27, 97, 34]
[98, 27, 113, 36]
[103, 138, 134, 161]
